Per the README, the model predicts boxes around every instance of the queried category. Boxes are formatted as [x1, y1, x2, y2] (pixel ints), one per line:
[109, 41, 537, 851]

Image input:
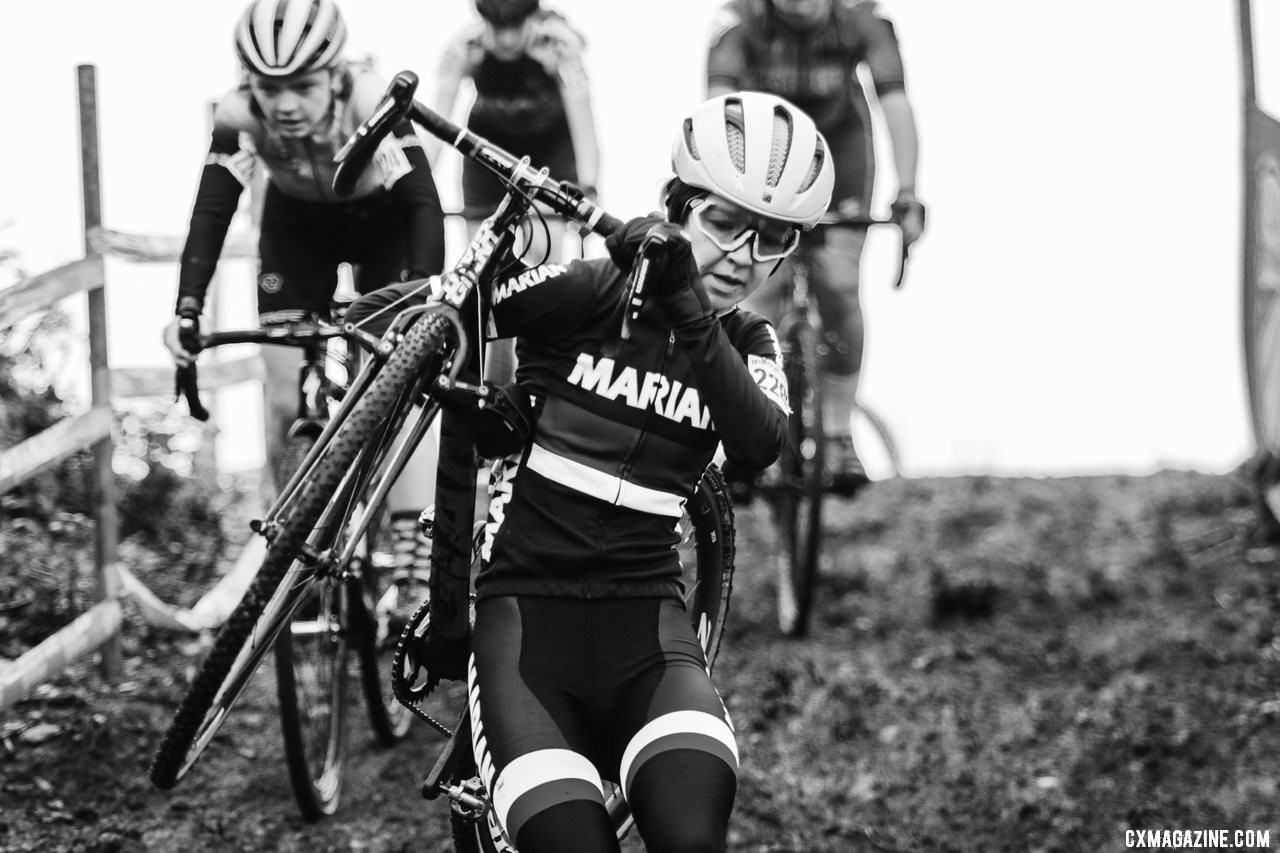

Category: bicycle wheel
[770, 317, 825, 637]
[354, 496, 414, 744]
[150, 312, 455, 790]
[330, 336, 414, 743]
[849, 400, 902, 481]
[271, 432, 350, 819]
[447, 465, 736, 851]
[275, 575, 351, 819]
[677, 463, 736, 670]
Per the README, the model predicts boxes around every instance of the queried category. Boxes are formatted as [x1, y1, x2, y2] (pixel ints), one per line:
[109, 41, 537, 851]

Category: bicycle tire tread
[149, 313, 454, 790]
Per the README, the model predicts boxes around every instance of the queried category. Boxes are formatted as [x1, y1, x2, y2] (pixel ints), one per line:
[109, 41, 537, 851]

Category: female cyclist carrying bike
[347, 91, 833, 853]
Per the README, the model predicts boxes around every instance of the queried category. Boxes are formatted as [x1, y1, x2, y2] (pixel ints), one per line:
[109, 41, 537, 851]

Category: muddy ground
[3, 469, 1279, 852]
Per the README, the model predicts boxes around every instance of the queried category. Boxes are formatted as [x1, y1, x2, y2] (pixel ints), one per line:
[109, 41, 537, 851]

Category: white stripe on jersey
[525, 443, 687, 518]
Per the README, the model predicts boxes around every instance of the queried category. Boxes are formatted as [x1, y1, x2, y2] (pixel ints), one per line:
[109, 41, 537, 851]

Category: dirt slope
[3, 470, 1278, 852]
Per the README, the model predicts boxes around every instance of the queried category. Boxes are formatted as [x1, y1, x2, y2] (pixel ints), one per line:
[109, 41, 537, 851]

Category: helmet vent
[723, 98, 747, 174]
[765, 107, 793, 188]
[683, 119, 701, 160]
[797, 137, 826, 193]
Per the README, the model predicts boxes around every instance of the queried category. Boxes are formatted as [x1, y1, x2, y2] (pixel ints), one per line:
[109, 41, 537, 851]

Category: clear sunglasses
[688, 198, 801, 263]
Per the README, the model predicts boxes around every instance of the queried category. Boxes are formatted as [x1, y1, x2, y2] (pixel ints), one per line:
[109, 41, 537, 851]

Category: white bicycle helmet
[234, 0, 347, 78]
[672, 92, 834, 228]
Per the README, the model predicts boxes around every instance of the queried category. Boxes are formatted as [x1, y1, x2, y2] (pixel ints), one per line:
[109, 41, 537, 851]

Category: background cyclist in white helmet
[344, 90, 832, 853]
[162, 0, 448, 601]
[708, 0, 927, 494]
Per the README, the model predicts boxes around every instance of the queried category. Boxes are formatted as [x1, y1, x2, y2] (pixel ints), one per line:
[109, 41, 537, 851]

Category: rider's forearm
[705, 23, 749, 99]
[176, 165, 245, 314]
[878, 90, 920, 194]
[561, 89, 600, 191]
[392, 139, 447, 277]
[426, 80, 462, 166]
[676, 318, 788, 470]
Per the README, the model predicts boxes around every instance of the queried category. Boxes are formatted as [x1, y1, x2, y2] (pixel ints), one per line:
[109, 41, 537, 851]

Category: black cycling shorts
[824, 118, 876, 213]
[468, 595, 738, 846]
[255, 184, 411, 324]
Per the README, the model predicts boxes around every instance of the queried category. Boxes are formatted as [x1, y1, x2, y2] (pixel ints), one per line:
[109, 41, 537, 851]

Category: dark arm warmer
[389, 122, 447, 278]
[674, 315, 788, 470]
[175, 162, 245, 314]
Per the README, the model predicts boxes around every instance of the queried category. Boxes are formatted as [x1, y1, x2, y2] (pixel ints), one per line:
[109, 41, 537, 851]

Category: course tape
[0, 537, 266, 711]
[0, 599, 122, 711]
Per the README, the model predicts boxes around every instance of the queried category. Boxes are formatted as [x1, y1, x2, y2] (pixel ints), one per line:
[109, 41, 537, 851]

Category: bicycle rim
[849, 401, 902, 481]
[678, 464, 736, 670]
[354, 473, 413, 744]
[773, 320, 825, 637]
[275, 577, 351, 819]
[273, 432, 352, 819]
[150, 311, 455, 789]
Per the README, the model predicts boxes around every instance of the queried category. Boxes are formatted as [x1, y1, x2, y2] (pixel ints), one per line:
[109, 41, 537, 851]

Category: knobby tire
[150, 313, 454, 790]
[355, 498, 415, 744]
[773, 319, 825, 637]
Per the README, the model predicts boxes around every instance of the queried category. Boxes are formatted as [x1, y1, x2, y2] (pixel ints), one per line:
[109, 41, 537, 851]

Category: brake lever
[894, 240, 911, 290]
[175, 317, 209, 421]
[175, 364, 209, 421]
[618, 228, 671, 341]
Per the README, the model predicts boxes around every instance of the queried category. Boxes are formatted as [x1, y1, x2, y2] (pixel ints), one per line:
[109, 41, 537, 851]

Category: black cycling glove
[606, 217, 713, 333]
[646, 224, 713, 333]
[604, 214, 665, 271]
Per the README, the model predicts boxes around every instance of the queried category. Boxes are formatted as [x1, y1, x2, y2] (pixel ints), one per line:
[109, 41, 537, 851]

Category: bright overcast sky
[0, 1, 1270, 476]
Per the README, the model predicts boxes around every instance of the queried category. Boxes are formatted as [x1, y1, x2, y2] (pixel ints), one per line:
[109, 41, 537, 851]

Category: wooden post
[77, 63, 122, 680]
[198, 99, 221, 477]
[1238, 0, 1256, 110]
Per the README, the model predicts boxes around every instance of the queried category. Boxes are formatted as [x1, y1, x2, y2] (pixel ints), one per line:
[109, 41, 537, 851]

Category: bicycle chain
[390, 597, 455, 738]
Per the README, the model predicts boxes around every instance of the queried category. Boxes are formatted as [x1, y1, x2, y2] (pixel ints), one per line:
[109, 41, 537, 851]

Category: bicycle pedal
[444, 778, 490, 821]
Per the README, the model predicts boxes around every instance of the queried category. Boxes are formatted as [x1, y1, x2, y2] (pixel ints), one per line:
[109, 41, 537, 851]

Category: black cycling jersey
[441, 10, 586, 217]
[176, 67, 446, 317]
[707, 0, 906, 130]
[344, 255, 790, 598]
[707, 0, 907, 206]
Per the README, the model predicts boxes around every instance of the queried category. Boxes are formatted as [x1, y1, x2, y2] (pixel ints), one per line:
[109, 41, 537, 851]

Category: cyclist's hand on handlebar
[604, 214, 667, 272]
[163, 314, 199, 368]
[642, 222, 713, 332]
[890, 191, 927, 248]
